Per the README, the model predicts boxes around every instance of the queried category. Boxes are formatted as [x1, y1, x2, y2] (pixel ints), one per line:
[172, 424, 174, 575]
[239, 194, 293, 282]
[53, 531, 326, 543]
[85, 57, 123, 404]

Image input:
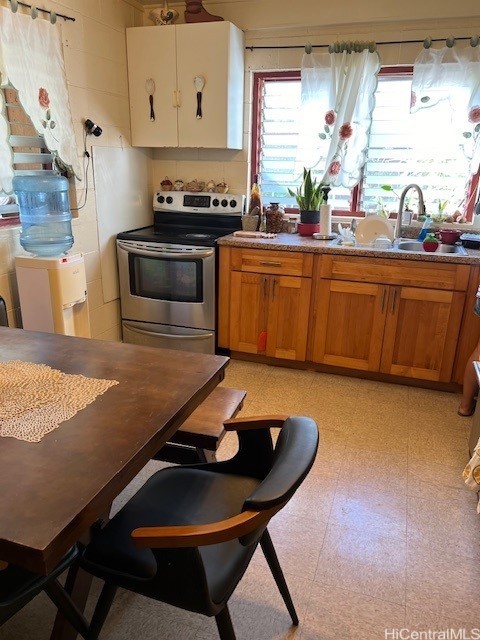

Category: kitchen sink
[396, 240, 467, 255]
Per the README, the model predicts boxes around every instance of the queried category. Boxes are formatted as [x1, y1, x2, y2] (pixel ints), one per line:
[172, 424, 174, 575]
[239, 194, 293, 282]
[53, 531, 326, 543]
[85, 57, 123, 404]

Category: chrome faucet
[394, 184, 425, 240]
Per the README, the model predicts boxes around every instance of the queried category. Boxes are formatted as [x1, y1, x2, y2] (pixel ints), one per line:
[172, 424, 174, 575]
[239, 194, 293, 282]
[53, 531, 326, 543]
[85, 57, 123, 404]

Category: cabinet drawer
[318, 255, 469, 291]
[231, 248, 313, 277]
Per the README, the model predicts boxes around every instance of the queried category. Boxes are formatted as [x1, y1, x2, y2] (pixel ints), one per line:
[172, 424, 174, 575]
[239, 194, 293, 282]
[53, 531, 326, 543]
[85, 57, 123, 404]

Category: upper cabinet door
[126, 22, 244, 149]
[126, 26, 178, 147]
[175, 22, 244, 149]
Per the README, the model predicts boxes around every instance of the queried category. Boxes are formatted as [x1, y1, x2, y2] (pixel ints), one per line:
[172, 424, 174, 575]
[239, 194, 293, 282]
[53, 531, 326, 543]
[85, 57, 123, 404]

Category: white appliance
[15, 253, 90, 337]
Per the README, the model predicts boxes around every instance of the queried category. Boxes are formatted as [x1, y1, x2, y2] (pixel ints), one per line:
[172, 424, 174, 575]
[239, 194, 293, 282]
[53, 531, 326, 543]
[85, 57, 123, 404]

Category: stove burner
[183, 233, 216, 240]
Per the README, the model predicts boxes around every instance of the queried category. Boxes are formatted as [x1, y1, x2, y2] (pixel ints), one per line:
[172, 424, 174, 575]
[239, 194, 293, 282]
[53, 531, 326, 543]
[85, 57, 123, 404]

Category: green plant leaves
[289, 169, 324, 210]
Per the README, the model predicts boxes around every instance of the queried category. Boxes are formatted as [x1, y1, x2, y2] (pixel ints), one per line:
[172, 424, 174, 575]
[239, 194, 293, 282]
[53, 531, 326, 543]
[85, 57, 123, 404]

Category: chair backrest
[243, 416, 319, 513]
[0, 296, 8, 327]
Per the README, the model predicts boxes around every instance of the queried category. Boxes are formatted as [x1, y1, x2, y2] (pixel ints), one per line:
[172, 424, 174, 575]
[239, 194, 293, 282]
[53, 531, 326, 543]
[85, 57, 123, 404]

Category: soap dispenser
[417, 215, 433, 242]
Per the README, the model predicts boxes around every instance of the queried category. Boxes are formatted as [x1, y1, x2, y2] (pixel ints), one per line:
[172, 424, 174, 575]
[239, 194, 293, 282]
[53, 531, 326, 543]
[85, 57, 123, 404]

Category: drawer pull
[260, 261, 282, 267]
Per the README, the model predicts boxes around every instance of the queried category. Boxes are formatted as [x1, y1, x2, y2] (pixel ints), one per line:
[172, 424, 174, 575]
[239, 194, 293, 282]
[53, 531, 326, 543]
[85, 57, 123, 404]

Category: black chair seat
[82, 468, 261, 607]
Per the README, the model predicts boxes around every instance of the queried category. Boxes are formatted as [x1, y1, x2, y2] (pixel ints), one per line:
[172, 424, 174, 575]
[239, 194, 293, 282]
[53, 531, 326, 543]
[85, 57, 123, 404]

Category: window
[0, 86, 54, 226]
[252, 69, 480, 219]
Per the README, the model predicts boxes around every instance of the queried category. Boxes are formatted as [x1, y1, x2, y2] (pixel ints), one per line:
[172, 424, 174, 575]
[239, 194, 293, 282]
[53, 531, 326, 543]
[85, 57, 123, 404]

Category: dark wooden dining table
[0, 326, 228, 638]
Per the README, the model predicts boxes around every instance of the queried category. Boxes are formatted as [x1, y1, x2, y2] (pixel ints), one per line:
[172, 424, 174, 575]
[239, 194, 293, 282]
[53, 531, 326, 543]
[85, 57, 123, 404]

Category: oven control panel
[153, 191, 245, 215]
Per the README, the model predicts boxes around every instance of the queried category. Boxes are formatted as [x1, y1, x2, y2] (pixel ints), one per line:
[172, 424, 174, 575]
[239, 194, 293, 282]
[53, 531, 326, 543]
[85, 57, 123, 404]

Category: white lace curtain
[298, 43, 381, 188]
[0, 6, 81, 194]
[411, 42, 480, 174]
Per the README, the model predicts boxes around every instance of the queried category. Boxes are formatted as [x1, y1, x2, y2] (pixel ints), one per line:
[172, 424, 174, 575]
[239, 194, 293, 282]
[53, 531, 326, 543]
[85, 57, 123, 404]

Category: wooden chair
[80, 415, 319, 640]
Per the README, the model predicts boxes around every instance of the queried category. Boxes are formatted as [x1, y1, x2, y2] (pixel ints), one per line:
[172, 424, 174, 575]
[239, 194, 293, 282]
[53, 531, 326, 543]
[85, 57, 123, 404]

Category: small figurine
[216, 182, 229, 194]
[161, 176, 173, 191]
[186, 179, 205, 192]
[206, 180, 216, 192]
[173, 180, 184, 191]
[149, 2, 179, 25]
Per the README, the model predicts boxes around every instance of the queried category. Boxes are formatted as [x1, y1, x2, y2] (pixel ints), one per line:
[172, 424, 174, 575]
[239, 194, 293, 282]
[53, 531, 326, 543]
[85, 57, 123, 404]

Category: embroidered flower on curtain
[38, 87, 58, 141]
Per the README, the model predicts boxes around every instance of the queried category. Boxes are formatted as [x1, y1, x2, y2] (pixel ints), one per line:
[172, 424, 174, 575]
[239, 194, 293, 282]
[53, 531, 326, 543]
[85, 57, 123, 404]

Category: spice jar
[265, 202, 285, 233]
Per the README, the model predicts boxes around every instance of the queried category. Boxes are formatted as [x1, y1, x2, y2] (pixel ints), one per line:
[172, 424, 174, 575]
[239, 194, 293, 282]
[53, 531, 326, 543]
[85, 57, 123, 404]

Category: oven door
[117, 240, 215, 330]
[122, 320, 215, 354]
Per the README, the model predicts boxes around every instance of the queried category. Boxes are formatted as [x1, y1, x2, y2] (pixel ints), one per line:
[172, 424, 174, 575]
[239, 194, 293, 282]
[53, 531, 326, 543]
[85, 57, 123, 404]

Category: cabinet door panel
[267, 276, 311, 361]
[311, 280, 387, 371]
[126, 27, 178, 147]
[176, 23, 230, 148]
[229, 272, 267, 354]
[380, 287, 465, 382]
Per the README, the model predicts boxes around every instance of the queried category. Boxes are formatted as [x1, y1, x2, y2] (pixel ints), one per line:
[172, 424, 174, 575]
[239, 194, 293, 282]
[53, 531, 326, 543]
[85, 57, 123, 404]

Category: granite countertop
[218, 233, 480, 265]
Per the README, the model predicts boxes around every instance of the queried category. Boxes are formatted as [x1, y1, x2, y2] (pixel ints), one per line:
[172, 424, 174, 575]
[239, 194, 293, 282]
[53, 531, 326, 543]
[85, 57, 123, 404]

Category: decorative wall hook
[9, 0, 18, 12]
[50, 11, 57, 24]
[304, 42, 312, 54]
[423, 37, 432, 49]
[446, 36, 455, 48]
[30, 4, 38, 19]
[471, 35, 480, 47]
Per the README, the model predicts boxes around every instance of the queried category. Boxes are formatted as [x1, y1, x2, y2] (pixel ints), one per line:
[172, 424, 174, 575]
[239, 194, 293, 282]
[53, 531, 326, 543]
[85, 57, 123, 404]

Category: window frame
[251, 67, 480, 219]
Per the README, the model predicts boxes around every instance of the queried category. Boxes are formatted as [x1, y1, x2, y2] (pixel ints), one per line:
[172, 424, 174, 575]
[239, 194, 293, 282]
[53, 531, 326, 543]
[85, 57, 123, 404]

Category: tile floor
[2, 360, 479, 640]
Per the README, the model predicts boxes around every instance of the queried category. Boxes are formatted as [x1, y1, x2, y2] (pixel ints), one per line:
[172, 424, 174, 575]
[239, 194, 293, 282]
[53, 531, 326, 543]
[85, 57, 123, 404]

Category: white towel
[463, 437, 480, 513]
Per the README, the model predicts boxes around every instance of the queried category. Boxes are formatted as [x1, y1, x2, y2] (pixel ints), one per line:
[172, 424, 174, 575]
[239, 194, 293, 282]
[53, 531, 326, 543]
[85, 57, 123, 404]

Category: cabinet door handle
[172, 90, 181, 107]
[260, 261, 282, 267]
[177, 90, 181, 107]
[391, 288, 397, 313]
[263, 276, 268, 301]
[272, 277, 277, 301]
[381, 287, 387, 313]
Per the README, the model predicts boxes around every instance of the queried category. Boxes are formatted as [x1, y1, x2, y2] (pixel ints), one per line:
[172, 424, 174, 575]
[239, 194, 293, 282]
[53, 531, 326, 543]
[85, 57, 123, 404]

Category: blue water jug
[12, 174, 74, 257]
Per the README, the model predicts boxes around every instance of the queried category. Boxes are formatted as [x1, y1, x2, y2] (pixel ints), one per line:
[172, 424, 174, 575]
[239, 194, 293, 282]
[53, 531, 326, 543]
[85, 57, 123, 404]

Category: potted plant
[288, 169, 324, 224]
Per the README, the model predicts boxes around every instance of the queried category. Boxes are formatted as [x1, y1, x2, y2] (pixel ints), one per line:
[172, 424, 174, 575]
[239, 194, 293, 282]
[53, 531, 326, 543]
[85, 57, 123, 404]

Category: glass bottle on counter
[248, 175, 265, 231]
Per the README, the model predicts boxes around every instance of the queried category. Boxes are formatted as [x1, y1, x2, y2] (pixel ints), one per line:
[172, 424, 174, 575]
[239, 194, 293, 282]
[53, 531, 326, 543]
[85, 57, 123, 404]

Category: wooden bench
[154, 387, 247, 464]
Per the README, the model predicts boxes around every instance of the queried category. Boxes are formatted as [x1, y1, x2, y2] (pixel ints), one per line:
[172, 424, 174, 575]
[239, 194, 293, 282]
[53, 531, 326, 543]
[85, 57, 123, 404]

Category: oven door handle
[124, 323, 214, 340]
[117, 241, 214, 260]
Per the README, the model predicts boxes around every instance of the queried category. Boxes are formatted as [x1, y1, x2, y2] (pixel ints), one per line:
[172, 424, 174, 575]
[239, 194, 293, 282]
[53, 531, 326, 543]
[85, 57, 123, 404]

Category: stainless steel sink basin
[396, 240, 467, 255]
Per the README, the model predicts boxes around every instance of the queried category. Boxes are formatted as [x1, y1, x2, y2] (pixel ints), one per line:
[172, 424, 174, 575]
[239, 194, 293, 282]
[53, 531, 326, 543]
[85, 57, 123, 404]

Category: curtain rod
[246, 35, 478, 52]
[7, 0, 75, 22]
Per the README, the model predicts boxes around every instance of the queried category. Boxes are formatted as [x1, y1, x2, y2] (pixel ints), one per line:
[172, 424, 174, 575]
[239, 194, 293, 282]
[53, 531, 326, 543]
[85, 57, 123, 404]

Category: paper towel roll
[319, 204, 332, 236]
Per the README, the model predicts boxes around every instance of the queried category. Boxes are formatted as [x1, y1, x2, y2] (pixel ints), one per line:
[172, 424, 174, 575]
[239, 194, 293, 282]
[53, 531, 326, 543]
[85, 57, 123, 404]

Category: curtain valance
[0, 6, 81, 194]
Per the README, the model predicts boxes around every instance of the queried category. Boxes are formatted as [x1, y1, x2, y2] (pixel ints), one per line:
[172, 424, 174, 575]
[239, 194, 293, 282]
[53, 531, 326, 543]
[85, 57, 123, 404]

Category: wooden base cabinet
[380, 286, 465, 381]
[311, 256, 468, 383]
[229, 271, 311, 361]
[221, 248, 313, 361]
[311, 279, 387, 371]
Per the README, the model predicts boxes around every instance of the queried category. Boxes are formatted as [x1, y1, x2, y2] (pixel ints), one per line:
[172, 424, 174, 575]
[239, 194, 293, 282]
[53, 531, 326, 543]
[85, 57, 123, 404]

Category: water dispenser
[13, 174, 74, 257]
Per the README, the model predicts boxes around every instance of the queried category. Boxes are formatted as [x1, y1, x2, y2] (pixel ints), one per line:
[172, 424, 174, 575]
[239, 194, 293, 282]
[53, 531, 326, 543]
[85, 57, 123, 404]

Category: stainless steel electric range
[117, 191, 245, 354]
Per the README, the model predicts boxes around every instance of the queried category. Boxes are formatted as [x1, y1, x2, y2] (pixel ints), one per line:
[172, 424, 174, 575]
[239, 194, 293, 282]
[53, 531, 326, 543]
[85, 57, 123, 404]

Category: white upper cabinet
[126, 22, 245, 149]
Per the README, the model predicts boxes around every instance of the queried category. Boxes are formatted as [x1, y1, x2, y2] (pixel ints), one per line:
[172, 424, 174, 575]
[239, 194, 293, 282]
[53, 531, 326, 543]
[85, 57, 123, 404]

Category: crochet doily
[0, 360, 118, 443]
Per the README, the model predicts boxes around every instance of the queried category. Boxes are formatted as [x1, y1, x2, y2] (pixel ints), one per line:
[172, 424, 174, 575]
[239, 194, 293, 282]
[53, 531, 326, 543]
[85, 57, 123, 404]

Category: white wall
[0, 0, 145, 338]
